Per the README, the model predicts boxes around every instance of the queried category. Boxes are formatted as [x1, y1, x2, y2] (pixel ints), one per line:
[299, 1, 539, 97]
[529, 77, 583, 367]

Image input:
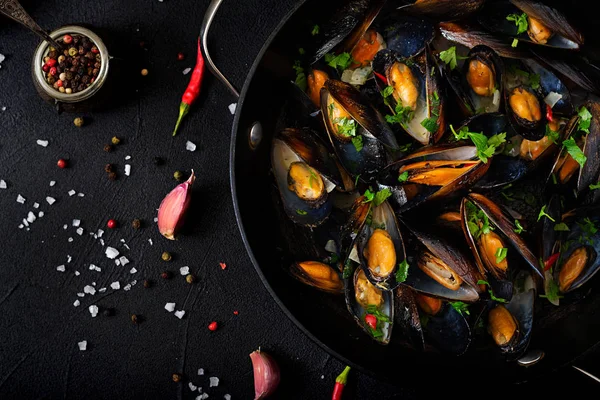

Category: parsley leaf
[398, 171, 409, 183]
[466, 201, 494, 239]
[421, 117, 439, 133]
[590, 182, 600, 190]
[495, 247, 508, 264]
[514, 219, 526, 234]
[577, 218, 597, 243]
[537, 205, 556, 222]
[540, 275, 563, 302]
[396, 260, 409, 283]
[293, 60, 307, 91]
[324, 52, 354, 72]
[450, 301, 470, 316]
[362, 189, 375, 203]
[438, 46, 467, 70]
[385, 102, 414, 126]
[545, 123, 560, 144]
[511, 38, 519, 48]
[562, 138, 587, 169]
[351, 135, 363, 152]
[398, 143, 413, 153]
[298, 48, 305, 55]
[381, 85, 394, 99]
[450, 124, 506, 163]
[373, 188, 392, 206]
[311, 25, 319, 36]
[296, 209, 308, 215]
[578, 106, 592, 134]
[554, 222, 570, 231]
[506, 13, 529, 34]
[529, 73, 541, 90]
[342, 260, 353, 279]
[334, 117, 357, 138]
[477, 280, 507, 303]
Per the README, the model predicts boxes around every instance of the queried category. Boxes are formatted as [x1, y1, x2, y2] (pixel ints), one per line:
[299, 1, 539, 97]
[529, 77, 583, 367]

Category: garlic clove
[157, 170, 195, 240]
[249, 349, 280, 399]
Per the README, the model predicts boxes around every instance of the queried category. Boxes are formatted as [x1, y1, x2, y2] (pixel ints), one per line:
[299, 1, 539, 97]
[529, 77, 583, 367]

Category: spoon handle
[0, 0, 63, 50]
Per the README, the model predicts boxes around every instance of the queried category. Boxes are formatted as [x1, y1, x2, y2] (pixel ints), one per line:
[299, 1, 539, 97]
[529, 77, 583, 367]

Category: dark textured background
[0, 0, 599, 398]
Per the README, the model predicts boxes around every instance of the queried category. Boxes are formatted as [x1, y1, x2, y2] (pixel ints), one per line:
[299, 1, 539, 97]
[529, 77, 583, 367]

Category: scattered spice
[131, 218, 141, 229]
[107, 219, 117, 229]
[108, 172, 117, 181]
[172, 373, 182, 382]
[143, 279, 152, 288]
[141, 68, 149, 76]
[220, 262, 227, 270]
[233, 310, 239, 315]
[185, 274, 196, 284]
[104, 163, 114, 173]
[57, 159, 67, 169]
[177, 52, 185, 61]
[111, 136, 121, 145]
[208, 321, 218, 331]
[131, 314, 139, 324]
[103, 144, 113, 152]
[161, 271, 172, 279]
[172, 37, 205, 136]
[73, 117, 84, 127]
[161, 251, 172, 261]
[173, 170, 184, 181]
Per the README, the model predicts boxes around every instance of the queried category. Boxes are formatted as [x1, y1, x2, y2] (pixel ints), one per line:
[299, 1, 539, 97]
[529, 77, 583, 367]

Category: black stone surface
[0, 0, 599, 399]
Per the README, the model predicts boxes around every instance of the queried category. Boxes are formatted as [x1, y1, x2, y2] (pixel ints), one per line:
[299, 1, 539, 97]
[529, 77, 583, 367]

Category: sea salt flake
[73, 300, 80, 307]
[18, 224, 23, 229]
[77, 192, 84, 197]
[68, 237, 74, 243]
[125, 155, 131, 160]
[68, 190, 76, 196]
[37, 139, 49, 147]
[46, 196, 56, 205]
[78, 341, 87, 351]
[130, 280, 137, 286]
[110, 281, 121, 290]
[209, 377, 219, 387]
[129, 267, 137, 274]
[89, 264, 97, 270]
[67, 255, 72, 263]
[84, 285, 96, 295]
[180, 266, 190, 275]
[148, 238, 153, 245]
[124, 164, 131, 176]
[198, 368, 204, 375]
[0, 180, 6, 189]
[89, 305, 98, 317]
[189, 382, 198, 391]
[77, 292, 84, 297]
[99, 239, 104, 246]
[98, 287, 106, 293]
[27, 212, 36, 223]
[123, 243, 130, 250]
[182, 67, 192, 75]
[0, 54, 4, 64]
[115, 259, 121, 266]
[119, 256, 129, 266]
[154, 217, 158, 222]
[49, 181, 56, 186]
[76, 227, 84, 235]
[200, 394, 209, 400]
[17, 194, 26, 204]
[174, 310, 185, 319]
[97, 229, 104, 237]
[165, 302, 176, 312]
[56, 265, 66, 272]
[105, 247, 119, 259]
[73, 219, 80, 227]
[186, 141, 197, 151]
[1, 107, 5, 111]
[228, 103, 237, 115]
[38, 211, 44, 217]
[75, 271, 80, 276]
[63, 224, 68, 229]
[224, 395, 231, 400]
[123, 284, 132, 291]
[33, 202, 39, 209]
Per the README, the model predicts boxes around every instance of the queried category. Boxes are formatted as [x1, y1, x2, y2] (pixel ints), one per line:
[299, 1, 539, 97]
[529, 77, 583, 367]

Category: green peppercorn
[186, 274, 196, 284]
[132, 219, 141, 229]
[68, 47, 78, 57]
[111, 136, 121, 145]
[103, 144, 113, 152]
[161, 251, 172, 261]
[73, 117, 84, 127]
[174, 170, 184, 181]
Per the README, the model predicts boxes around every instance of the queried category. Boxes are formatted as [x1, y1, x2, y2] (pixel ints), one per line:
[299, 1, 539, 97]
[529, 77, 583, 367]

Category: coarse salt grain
[89, 264, 97, 270]
[174, 310, 185, 319]
[125, 164, 131, 176]
[37, 139, 49, 147]
[68, 190, 76, 196]
[27, 212, 36, 223]
[77, 193, 84, 197]
[89, 305, 98, 317]
[148, 238, 153, 245]
[77, 292, 84, 297]
[110, 281, 121, 290]
[186, 141, 197, 151]
[165, 302, 176, 312]
[198, 368, 204, 375]
[183, 67, 192, 75]
[224, 395, 231, 400]
[0, 54, 4, 64]
[123, 243, 130, 250]
[180, 266, 190, 275]
[18, 224, 23, 229]
[38, 211, 44, 218]
[200, 394, 209, 400]
[78, 341, 87, 351]
[97, 229, 104, 237]
[63, 224, 68, 229]
[22, 219, 29, 227]
[76, 227, 83, 235]
[33, 202, 39, 209]
[68, 237, 73, 243]
[123, 284, 132, 291]
[84, 285, 96, 295]
[98, 287, 106, 292]
[46, 196, 55, 205]
[73, 300, 80, 307]
[75, 271, 80, 276]
[125, 155, 131, 160]
[105, 247, 119, 259]
[228, 103, 237, 115]
[154, 217, 158, 222]
[17, 194, 26, 204]
[209, 377, 219, 387]
[56, 265, 66, 272]
[0, 180, 6, 189]
[130, 267, 137, 274]
[99, 239, 105, 246]
[49, 181, 56, 186]
[73, 219, 80, 227]
[67, 255, 72, 263]
[189, 382, 197, 391]
[115, 259, 121, 266]
[119, 256, 129, 266]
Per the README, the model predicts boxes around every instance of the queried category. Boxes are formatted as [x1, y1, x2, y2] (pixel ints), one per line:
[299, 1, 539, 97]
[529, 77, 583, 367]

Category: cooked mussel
[289, 261, 344, 293]
[376, 12, 435, 59]
[272, 128, 343, 226]
[372, 48, 445, 145]
[422, 302, 472, 355]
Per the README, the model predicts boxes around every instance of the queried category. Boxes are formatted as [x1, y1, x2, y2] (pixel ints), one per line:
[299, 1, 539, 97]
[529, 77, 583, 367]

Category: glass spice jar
[31, 25, 111, 113]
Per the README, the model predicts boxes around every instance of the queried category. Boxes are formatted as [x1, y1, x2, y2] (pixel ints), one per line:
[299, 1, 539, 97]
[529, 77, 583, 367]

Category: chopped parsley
[449, 301, 470, 316]
[537, 205, 556, 222]
[373, 188, 392, 206]
[506, 13, 529, 34]
[514, 219, 526, 234]
[334, 117, 357, 137]
[362, 188, 375, 203]
[466, 201, 494, 240]
[540, 275, 563, 302]
[438, 46, 467, 70]
[495, 247, 508, 264]
[562, 138, 587, 169]
[398, 171, 409, 183]
[554, 222, 570, 231]
[529, 73, 541, 90]
[590, 182, 600, 190]
[293, 60, 307, 91]
[577, 217, 597, 244]
[396, 260, 409, 283]
[421, 117, 439, 133]
[342, 260, 353, 279]
[385, 102, 414, 126]
[398, 143, 413, 153]
[296, 209, 308, 216]
[578, 106, 592, 134]
[365, 305, 391, 339]
[354, 174, 361, 186]
[351, 135, 363, 152]
[324, 52, 354, 72]
[311, 25, 319, 36]
[545, 123, 560, 144]
[450, 124, 506, 163]
[511, 38, 519, 48]
[477, 279, 508, 303]
[381, 85, 394, 101]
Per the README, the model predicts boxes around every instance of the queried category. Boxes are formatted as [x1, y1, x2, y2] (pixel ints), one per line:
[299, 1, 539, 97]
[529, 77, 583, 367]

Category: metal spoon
[0, 0, 64, 50]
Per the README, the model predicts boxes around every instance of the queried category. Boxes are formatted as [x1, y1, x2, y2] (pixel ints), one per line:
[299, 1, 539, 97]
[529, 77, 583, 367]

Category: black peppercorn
[132, 219, 141, 229]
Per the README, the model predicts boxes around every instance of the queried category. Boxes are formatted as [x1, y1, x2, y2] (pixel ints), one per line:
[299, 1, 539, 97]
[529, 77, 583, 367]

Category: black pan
[203, 0, 600, 385]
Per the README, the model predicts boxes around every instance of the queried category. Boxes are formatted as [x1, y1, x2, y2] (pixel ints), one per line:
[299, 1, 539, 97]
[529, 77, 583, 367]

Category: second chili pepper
[173, 37, 206, 136]
[332, 366, 351, 400]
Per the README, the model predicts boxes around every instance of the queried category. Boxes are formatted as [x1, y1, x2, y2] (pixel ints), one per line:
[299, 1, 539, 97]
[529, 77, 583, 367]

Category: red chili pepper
[173, 37, 205, 136]
[546, 104, 553, 122]
[364, 314, 377, 330]
[332, 366, 351, 400]
[544, 252, 560, 271]
[373, 71, 388, 85]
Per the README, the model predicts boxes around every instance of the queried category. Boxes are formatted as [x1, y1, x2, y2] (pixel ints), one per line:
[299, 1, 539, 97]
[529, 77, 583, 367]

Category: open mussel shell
[554, 215, 600, 294]
[521, 58, 573, 116]
[344, 260, 394, 344]
[531, 48, 600, 96]
[289, 261, 344, 294]
[372, 47, 446, 145]
[394, 285, 424, 351]
[422, 302, 472, 355]
[321, 79, 399, 182]
[376, 13, 434, 59]
[396, 0, 485, 22]
[356, 201, 407, 290]
[381, 144, 490, 214]
[439, 22, 530, 59]
[464, 193, 544, 280]
[478, 0, 583, 50]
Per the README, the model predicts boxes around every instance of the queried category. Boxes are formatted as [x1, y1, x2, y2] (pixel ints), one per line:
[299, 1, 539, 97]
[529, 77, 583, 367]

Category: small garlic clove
[249, 349, 280, 399]
[157, 170, 195, 240]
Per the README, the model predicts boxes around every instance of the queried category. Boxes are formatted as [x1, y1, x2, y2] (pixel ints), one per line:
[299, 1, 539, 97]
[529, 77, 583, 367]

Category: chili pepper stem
[332, 366, 351, 400]
[173, 102, 190, 136]
[335, 366, 351, 385]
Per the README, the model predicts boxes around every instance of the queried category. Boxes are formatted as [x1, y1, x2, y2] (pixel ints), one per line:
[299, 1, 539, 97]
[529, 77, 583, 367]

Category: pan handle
[200, 0, 240, 99]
